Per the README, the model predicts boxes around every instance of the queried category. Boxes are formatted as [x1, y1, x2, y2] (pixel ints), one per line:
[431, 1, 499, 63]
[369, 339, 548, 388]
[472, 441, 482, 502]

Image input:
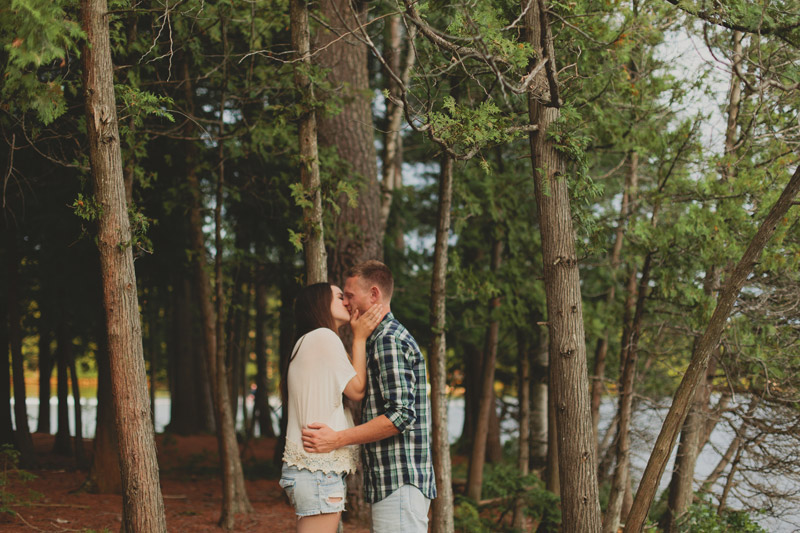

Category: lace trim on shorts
[283, 439, 358, 474]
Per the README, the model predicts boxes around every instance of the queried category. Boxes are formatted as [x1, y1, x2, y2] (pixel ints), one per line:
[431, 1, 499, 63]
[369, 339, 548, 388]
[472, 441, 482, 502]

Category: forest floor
[1, 433, 372, 533]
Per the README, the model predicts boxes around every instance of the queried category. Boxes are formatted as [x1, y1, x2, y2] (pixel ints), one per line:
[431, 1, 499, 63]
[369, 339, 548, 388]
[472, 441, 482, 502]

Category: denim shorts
[279, 463, 347, 517]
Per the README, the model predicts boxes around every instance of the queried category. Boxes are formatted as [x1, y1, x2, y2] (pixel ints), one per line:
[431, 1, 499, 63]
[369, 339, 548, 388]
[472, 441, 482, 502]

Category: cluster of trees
[2, 0, 799, 531]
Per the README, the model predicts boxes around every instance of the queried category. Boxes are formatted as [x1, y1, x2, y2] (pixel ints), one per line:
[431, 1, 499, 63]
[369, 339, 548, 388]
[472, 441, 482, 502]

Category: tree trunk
[428, 154, 455, 533]
[89, 331, 122, 494]
[147, 292, 159, 427]
[466, 238, 503, 501]
[513, 330, 531, 530]
[316, 0, 382, 283]
[603, 255, 652, 533]
[379, 16, 416, 240]
[6, 230, 36, 466]
[661, 356, 718, 532]
[591, 151, 637, 446]
[486, 395, 503, 465]
[81, 0, 167, 528]
[54, 319, 72, 456]
[274, 270, 298, 464]
[662, 31, 744, 532]
[530, 326, 548, 472]
[460, 342, 481, 453]
[253, 274, 275, 438]
[68, 350, 87, 467]
[0, 300, 13, 446]
[168, 278, 204, 434]
[524, 1, 602, 530]
[213, 18, 254, 525]
[625, 166, 800, 532]
[37, 319, 53, 434]
[290, 0, 326, 283]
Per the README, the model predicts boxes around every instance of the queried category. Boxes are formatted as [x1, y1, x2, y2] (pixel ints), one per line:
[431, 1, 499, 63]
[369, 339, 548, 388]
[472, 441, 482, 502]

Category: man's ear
[370, 285, 380, 303]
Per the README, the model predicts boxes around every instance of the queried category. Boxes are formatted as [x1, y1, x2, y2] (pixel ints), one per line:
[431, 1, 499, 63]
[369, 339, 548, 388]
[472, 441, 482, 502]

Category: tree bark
[466, 238, 503, 501]
[81, 0, 167, 527]
[291, 0, 327, 283]
[379, 16, 416, 240]
[254, 273, 275, 438]
[625, 165, 800, 532]
[513, 330, 531, 530]
[662, 31, 744, 531]
[591, 151, 637, 446]
[316, 0, 382, 283]
[274, 270, 298, 464]
[89, 330, 122, 494]
[661, 355, 718, 532]
[603, 254, 652, 533]
[530, 326, 548, 472]
[524, 1, 602, 530]
[0, 299, 13, 446]
[37, 318, 53, 434]
[68, 349, 87, 467]
[54, 319, 72, 456]
[6, 230, 36, 466]
[168, 278, 205, 434]
[429, 154, 455, 533]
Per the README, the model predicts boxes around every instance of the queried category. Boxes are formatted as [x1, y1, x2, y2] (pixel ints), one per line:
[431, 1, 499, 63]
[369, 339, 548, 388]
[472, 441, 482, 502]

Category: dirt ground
[1, 433, 371, 533]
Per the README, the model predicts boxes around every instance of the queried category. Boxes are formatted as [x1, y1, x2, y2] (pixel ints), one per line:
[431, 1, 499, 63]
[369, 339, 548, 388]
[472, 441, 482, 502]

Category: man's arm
[302, 415, 399, 454]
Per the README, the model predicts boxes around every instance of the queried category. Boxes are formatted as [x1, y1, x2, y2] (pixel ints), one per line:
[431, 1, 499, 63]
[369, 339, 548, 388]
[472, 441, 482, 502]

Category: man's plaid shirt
[361, 312, 437, 503]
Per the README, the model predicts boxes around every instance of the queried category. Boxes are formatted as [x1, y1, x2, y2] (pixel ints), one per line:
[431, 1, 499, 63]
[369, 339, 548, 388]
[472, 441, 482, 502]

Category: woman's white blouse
[283, 328, 359, 474]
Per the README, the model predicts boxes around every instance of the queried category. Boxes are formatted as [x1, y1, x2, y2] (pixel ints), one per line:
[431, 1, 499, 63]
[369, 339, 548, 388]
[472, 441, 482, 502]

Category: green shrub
[677, 497, 767, 533]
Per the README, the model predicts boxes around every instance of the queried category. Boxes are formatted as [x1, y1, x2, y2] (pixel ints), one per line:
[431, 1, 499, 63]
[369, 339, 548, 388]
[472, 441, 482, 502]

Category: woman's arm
[342, 304, 384, 401]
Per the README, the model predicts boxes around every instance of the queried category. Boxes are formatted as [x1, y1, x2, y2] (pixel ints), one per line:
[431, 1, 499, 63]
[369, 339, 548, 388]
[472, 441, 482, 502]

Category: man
[302, 260, 436, 532]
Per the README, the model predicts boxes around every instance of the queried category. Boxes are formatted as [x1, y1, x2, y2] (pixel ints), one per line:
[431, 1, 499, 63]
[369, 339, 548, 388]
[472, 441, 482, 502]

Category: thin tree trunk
[625, 166, 800, 532]
[291, 0, 326, 283]
[81, 0, 167, 527]
[0, 308, 11, 446]
[379, 16, 416, 238]
[513, 330, 531, 530]
[54, 320, 72, 455]
[544, 375, 559, 495]
[6, 231, 35, 466]
[274, 270, 297, 464]
[466, 238, 503, 501]
[169, 278, 203, 434]
[661, 356, 718, 532]
[530, 326, 548, 472]
[603, 254, 652, 533]
[429, 154, 455, 533]
[524, 1, 601, 529]
[148, 294, 158, 427]
[214, 17, 254, 526]
[662, 31, 744, 532]
[68, 350, 87, 467]
[591, 151, 637, 446]
[254, 273, 275, 438]
[37, 312, 53, 434]
[460, 342, 481, 453]
[486, 395, 503, 464]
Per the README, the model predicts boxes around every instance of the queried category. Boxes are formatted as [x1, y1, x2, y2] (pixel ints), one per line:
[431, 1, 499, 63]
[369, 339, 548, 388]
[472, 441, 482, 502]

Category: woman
[279, 282, 383, 532]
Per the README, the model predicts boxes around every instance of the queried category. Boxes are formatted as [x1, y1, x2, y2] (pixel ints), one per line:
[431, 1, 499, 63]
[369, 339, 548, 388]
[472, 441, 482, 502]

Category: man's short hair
[346, 260, 394, 299]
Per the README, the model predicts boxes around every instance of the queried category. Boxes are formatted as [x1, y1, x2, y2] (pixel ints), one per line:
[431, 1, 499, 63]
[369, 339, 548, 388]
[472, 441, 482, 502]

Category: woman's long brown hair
[279, 283, 339, 415]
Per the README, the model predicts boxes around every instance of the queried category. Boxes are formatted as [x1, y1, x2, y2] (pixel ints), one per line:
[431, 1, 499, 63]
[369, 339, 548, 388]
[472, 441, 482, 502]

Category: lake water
[12, 396, 799, 532]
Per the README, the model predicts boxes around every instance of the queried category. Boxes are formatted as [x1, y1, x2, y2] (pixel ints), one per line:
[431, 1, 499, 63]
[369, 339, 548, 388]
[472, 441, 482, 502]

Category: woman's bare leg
[297, 512, 341, 533]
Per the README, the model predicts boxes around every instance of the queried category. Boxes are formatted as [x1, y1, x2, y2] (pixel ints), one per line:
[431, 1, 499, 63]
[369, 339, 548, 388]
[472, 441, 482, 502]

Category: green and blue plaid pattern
[361, 312, 437, 504]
